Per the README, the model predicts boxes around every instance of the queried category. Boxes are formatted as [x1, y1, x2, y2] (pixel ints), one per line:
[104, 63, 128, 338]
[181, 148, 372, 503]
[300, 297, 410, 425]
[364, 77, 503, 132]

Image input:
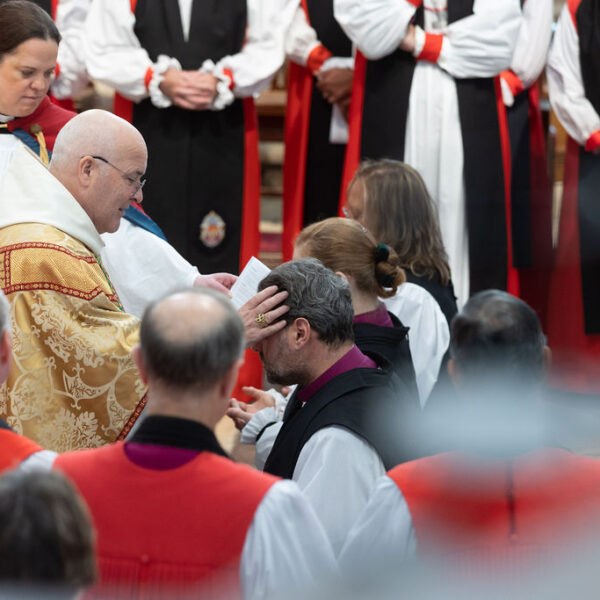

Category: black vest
[353, 312, 419, 401]
[131, 0, 248, 274]
[577, 0, 600, 117]
[263, 358, 418, 479]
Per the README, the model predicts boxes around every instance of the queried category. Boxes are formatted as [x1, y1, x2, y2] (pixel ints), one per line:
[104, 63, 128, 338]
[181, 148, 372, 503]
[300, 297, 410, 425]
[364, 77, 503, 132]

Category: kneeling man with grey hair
[55, 288, 336, 599]
[246, 258, 416, 554]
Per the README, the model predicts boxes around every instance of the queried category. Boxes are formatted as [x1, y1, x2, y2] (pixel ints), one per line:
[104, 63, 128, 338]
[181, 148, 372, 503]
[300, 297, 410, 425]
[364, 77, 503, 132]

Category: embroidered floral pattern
[0, 224, 147, 452]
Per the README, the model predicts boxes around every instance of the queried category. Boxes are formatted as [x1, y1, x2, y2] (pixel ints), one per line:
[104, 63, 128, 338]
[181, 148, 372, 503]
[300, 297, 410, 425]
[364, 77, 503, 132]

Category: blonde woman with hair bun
[295, 218, 418, 399]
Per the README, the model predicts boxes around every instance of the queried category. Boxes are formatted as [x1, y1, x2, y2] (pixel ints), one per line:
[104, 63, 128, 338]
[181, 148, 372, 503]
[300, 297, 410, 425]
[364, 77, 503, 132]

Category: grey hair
[0, 290, 9, 335]
[140, 287, 245, 389]
[450, 290, 546, 383]
[259, 258, 354, 348]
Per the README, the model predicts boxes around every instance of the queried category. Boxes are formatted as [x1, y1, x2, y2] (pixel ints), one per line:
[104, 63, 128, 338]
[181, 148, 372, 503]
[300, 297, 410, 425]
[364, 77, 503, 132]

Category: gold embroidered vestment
[0, 223, 146, 452]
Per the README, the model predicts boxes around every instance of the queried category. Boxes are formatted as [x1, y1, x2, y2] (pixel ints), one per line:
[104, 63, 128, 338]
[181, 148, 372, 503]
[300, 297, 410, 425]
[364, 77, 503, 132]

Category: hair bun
[374, 243, 390, 264]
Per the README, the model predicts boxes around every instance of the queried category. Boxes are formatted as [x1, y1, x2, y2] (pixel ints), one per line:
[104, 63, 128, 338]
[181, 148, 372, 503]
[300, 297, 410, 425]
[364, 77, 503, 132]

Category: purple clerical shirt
[296, 344, 377, 404]
[353, 303, 394, 328]
[124, 443, 198, 470]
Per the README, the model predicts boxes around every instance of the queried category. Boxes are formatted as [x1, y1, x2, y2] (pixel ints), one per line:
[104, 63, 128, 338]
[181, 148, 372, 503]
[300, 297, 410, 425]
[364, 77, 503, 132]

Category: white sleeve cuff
[320, 56, 355, 71]
[412, 26, 426, 58]
[149, 55, 182, 108]
[200, 59, 235, 111]
[500, 76, 515, 107]
[240, 406, 280, 445]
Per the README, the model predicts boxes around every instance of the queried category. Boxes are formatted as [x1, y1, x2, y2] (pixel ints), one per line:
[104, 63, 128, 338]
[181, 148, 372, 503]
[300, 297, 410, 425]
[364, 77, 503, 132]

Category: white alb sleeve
[292, 426, 386, 555]
[509, 0, 553, 90]
[547, 4, 600, 148]
[100, 220, 199, 319]
[212, 0, 298, 100]
[84, 0, 175, 103]
[438, 0, 522, 79]
[338, 475, 416, 575]
[240, 479, 338, 600]
[51, 0, 91, 100]
[286, 4, 321, 66]
[334, 0, 417, 60]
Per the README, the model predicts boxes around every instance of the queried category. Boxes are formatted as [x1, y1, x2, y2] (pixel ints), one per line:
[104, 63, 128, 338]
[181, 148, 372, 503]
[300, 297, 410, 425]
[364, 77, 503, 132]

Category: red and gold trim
[117, 393, 148, 440]
[417, 32, 443, 63]
[1, 241, 121, 305]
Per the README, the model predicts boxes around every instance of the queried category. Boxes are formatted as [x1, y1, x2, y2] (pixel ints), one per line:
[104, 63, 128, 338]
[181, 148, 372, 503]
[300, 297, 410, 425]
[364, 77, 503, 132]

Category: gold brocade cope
[0, 223, 147, 452]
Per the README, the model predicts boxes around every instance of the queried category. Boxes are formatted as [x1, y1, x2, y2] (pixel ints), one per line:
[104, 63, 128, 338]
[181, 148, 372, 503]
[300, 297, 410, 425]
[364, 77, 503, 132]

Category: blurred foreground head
[450, 290, 548, 393]
[436, 290, 551, 453]
[0, 469, 96, 598]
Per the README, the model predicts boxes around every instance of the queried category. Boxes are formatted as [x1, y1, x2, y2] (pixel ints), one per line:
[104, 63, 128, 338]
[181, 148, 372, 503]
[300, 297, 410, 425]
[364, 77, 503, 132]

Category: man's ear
[291, 317, 311, 349]
[78, 156, 94, 187]
[132, 345, 149, 385]
[335, 271, 349, 283]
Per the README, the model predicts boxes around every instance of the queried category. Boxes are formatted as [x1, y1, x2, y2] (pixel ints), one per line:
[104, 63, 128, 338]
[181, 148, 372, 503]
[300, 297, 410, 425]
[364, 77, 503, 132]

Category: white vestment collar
[0, 143, 104, 255]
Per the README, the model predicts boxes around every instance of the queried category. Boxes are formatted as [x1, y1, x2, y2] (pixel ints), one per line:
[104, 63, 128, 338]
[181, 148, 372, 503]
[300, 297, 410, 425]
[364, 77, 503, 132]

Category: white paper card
[230, 256, 271, 310]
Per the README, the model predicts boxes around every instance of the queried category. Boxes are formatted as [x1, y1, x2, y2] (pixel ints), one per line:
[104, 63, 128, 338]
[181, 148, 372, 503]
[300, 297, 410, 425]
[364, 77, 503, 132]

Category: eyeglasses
[88, 155, 146, 194]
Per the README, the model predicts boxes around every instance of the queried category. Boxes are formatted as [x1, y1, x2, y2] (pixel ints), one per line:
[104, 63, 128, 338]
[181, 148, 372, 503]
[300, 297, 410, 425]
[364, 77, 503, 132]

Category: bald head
[49, 110, 148, 234]
[50, 109, 145, 173]
[139, 288, 245, 389]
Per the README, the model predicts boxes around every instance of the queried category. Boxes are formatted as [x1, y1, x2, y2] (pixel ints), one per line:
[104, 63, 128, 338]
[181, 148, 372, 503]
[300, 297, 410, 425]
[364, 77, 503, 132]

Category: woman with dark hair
[346, 159, 458, 324]
[295, 217, 419, 400]
[0, 0, 73, 169]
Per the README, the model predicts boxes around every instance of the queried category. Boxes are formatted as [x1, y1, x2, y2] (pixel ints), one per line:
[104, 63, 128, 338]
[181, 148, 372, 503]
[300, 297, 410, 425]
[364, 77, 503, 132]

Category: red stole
[55, 443, 277, 598]
[0, 429, 43, 473]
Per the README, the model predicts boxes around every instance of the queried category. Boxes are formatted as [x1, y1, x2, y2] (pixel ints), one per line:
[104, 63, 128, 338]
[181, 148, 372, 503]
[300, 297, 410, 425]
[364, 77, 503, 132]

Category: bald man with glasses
[0, 110, 149, 452]
[0, 109, 285, 453]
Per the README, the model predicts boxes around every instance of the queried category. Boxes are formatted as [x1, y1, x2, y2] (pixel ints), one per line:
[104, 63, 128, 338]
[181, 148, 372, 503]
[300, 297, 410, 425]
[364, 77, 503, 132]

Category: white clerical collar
[0, 143, 104, 255]
[0, 114, 14, 123]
